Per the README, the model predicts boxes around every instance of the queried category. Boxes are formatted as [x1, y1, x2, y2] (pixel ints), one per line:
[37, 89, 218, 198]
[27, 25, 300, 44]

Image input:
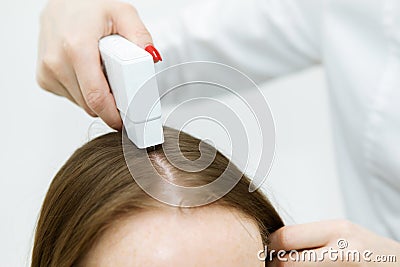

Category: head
[32, 127, 283, 267]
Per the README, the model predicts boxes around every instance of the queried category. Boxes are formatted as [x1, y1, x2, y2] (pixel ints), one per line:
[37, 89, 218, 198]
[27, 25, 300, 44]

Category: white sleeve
[149, 0, 322, 85]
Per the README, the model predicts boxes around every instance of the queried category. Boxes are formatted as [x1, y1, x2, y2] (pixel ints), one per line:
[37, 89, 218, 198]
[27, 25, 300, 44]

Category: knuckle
[85, 89, 106, 112]
[63, 38, 84, 59]
[41, 55, 62, 73]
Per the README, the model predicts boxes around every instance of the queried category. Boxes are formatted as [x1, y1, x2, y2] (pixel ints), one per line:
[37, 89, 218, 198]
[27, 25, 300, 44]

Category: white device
[99, 35, 164, 148]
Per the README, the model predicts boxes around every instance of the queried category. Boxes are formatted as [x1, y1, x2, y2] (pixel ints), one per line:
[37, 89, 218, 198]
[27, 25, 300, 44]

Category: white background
[0, 0, 344, 266]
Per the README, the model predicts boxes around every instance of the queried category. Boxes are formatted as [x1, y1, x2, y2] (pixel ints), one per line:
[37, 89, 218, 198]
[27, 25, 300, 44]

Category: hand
[268, 220, 400, 266]
[37, 0, 161, 129]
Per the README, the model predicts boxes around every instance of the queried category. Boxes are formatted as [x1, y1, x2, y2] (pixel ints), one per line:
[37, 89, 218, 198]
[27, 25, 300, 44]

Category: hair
[32, 127, 284, 267]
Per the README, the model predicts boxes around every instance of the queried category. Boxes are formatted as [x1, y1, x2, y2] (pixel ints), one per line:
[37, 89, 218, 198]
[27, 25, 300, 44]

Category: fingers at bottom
[39, 74, 77, 105]
[57, 66, 98, 117]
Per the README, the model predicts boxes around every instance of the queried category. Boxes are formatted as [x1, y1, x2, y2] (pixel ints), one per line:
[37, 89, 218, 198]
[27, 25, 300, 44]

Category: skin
[38, 0, 154, 129]
[39, 1, 400, 265]
[81, 206, 264, 267]
[269, 220, 400, 267]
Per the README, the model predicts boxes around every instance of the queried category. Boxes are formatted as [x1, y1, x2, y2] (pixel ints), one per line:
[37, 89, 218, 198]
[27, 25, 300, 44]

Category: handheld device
[99, 35, 164, 148]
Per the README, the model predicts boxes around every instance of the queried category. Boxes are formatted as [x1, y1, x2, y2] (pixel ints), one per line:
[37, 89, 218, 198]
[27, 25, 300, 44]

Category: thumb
[110, 2, 162, 62]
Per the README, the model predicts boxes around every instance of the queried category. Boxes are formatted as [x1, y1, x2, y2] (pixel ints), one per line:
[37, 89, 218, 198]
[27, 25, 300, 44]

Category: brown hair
[32, 127, 283, 267]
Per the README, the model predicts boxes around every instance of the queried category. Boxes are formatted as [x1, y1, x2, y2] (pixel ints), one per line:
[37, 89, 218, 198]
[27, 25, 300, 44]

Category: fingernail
[145, 45, 162, 63]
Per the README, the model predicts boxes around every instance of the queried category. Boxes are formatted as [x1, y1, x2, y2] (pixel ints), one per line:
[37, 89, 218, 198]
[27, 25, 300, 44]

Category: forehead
[82, 206, 264, 267]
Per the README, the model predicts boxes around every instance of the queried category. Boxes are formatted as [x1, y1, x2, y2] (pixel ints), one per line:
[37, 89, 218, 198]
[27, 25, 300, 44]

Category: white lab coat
[150, 0, 400, 240]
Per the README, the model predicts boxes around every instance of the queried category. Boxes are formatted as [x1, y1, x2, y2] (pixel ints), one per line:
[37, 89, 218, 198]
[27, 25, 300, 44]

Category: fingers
[37, 76, 76, 105]
[111, 3, 162, 62]
[38, 52, 98, 116]
[37, 0, 155, 129]
[58, 64, 98, 117]
[111, 3, 153, 48]
[66, 39, 122, 129]
[269, 221, 336, 252]
[37, 59, 76, 105]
